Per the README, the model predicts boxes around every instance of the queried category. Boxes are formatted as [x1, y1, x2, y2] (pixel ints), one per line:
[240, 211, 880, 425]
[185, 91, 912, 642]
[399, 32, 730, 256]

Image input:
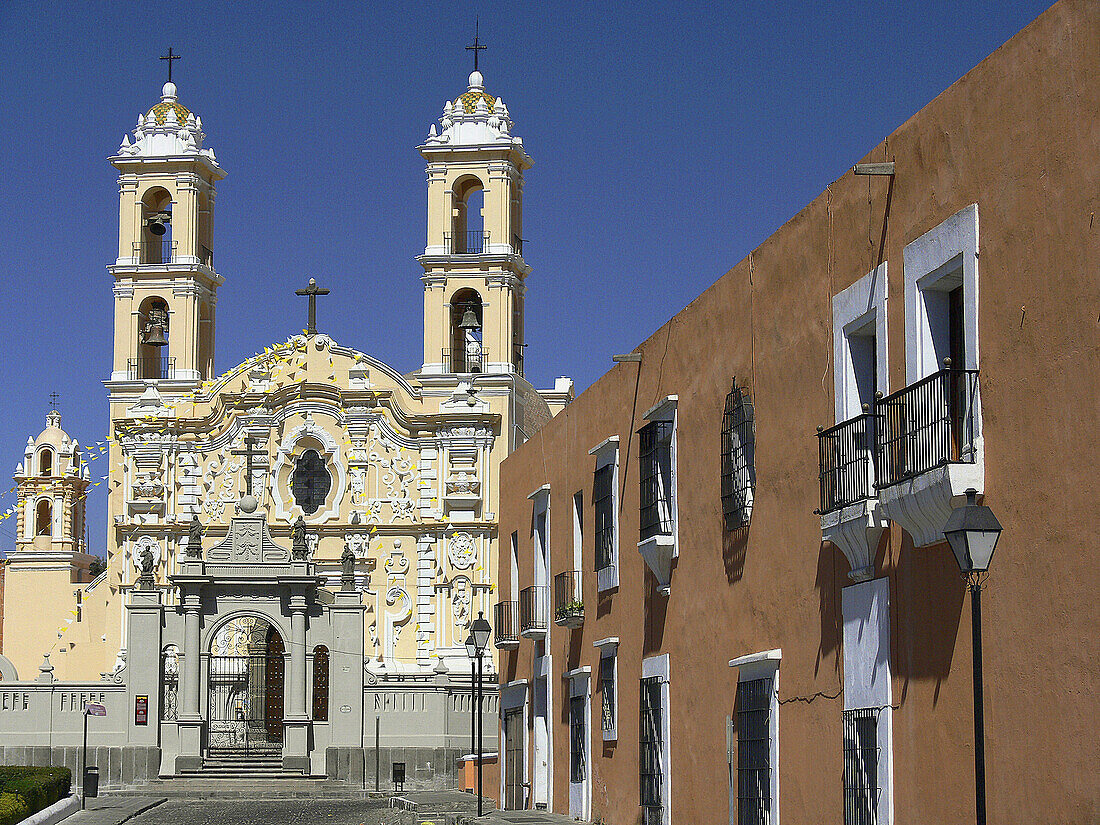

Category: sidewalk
[61, 797, 166, 825]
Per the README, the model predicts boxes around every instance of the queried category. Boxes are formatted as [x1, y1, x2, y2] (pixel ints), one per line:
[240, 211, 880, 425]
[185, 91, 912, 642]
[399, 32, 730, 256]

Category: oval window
[291, 449, 331, 515]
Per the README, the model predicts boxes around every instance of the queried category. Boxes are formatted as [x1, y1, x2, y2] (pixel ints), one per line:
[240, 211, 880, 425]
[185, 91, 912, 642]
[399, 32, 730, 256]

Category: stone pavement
[61, 796, 166, 825]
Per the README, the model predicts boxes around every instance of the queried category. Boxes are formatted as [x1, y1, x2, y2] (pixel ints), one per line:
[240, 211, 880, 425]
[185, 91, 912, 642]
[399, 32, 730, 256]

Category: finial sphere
[309, 277, 316, 286]
[468, 70, 484, 89]
[239, 494, 258, 513]
[161, 81, 178, 101]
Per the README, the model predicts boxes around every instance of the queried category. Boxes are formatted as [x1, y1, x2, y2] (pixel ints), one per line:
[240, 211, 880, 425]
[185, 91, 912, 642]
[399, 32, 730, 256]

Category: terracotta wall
[497, 2, 1099, 823]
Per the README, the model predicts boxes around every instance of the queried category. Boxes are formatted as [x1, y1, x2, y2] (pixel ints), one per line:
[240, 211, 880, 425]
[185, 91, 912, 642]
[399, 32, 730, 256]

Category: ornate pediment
[206, 495, 290, 564]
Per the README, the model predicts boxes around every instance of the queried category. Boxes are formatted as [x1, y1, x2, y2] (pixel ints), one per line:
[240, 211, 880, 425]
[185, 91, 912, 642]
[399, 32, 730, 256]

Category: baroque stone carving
[447, 532, 477, 569]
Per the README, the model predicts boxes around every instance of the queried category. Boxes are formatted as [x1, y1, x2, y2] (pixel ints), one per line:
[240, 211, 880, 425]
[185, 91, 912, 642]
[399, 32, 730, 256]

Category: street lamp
[466, 611, 492, 817]
[943, 488, 1003, 825]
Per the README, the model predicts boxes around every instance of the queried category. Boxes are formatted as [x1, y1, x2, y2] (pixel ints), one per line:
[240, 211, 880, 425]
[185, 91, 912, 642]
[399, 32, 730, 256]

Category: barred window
[639, 676, 664, 812]
[593, 464, 615, 572]
[843, 708, 880, 825]
[601, 653, 617, 736]
[639, 420, 675, 542]
[722, 383, 757, 530]
[292, 449, 331, 515]
[737, 677, 772, 825]
[312, 645, 330, 721]
[160, 645, 179, 721]
[570, 695, 587, 783]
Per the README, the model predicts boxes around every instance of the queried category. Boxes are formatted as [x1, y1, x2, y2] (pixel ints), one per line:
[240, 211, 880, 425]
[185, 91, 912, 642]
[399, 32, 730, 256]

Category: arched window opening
[197, 190, 213, 267]
[36, 499, 53, 537]
[721, 382, 757, 530]
[39, 449, 53, 477]
[450, 177, 486, 254]
[139, 188, 174, 264]
[449, 288, 483, 374]
[198, 302, 214, 379]
[136, 296, 170, 380]
[312, 646, 329, 721]
[161, 645, 180, 721]
[292, 449, 331, 516]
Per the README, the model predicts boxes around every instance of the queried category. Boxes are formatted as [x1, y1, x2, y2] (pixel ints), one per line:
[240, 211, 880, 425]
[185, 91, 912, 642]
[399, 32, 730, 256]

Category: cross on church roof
[48, 392, 60, 410]
[466, 18, 486, 72]
[295, 278, 330, 336]
[160, 47, 181, 83]
[231, 436, 266, 497]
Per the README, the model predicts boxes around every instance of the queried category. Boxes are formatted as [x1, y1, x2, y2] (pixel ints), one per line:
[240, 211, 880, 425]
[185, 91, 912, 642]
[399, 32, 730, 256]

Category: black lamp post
[467, 612, 492, 817]
[943, 488, 1002, 825]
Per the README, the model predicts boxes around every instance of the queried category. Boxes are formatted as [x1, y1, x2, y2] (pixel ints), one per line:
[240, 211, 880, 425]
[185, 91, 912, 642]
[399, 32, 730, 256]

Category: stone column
[282, 593, 312, 773]
[175, 594, 204, 772]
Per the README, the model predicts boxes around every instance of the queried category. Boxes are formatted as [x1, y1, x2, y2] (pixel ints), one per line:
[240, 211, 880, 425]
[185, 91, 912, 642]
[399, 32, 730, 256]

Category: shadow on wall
[813, 542, 846, 679]
[566, 628, 583, 673]
[891, 532, 966, 703]
[642, 569, 669, 656]
[722, 523, 749, 583]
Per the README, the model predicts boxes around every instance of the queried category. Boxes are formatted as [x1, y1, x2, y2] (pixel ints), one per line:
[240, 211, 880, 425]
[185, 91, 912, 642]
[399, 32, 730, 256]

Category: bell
[458, 307, 481, 330]
[148, 219, 167, 236]
[142, 323, 168, 347]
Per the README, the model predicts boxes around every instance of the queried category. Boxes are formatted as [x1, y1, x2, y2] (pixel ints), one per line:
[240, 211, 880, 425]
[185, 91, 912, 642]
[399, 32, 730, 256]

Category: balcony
[494, 601, 519, 650]
[518, 585, 549, 638]
[128, 356, 175, 381]
[199, 245, 214, 267]
[511, 234, 524, 256]
[816, 410, 885, 582]
[132, 240, 176, 265]
[553, 570, 584, 629]
[874, 364, 982, 547]
[443, 230, 489, 255]
[442, 346, 486, 374]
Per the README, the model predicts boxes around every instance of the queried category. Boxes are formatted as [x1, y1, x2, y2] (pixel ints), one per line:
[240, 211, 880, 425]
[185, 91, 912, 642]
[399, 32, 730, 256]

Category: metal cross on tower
[48, 392, 60, 410]
[231, 436, 266, 497]
[160, 47, 181, 83]
[466, 19, 486, 72]
[295, 278, 330, 336]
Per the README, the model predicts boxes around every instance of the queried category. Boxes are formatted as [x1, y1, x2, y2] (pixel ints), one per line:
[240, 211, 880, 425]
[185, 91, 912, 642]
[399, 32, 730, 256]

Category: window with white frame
[640, 654, 672, 825]
[639, 397, 676, 543]
[565, 666, 593, 821]
[832, 263, 889, 423]
[721, 383, 756, 530]
[595, 637, 619, 741]
[841, 578, 893, 825]
[589, 437, 619, 591]
[570, 694, 586, 782]
[729, 650, 780, 825]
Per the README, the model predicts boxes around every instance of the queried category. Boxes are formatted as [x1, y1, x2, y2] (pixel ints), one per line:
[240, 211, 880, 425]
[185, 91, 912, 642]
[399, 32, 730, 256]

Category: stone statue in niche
[341, 543, 356, 591]
[186, 515, 204, 559]
[137, 546, 155, 589]
[291, 515, 309, 560]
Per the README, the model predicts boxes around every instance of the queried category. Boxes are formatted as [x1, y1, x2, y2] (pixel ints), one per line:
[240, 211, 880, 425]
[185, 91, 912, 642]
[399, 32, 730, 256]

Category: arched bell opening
[207, 615, 285, 751]
[137, 295, 170, 379]
[451, 176, 486, 254]
[35, 498, 53, 537]
[450, 288, 483, 374]
[198, 301, 214, 380]
[139, 188, 174, 264]
[38, 448, 53, 477]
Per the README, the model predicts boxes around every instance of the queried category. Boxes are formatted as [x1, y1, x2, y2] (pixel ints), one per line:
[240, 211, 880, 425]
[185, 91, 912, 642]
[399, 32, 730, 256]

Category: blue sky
[0, 1, 1053, 555]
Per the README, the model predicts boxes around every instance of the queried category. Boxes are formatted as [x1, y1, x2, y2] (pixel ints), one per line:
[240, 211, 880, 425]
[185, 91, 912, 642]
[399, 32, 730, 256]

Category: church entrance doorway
[207, 615, 285, 754]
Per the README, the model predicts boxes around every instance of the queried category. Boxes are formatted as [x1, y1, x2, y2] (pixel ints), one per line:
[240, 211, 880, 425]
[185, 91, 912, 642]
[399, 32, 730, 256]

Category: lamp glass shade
[943, 489, 1002, 574]
[471, 612, 492, 653]
[464, 634, 477, 660]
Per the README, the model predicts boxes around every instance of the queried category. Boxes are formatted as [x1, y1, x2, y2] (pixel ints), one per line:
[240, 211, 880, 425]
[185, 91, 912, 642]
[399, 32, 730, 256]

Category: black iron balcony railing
[442, 346, 486, 374]
[127, 356, 175, 380]
[816, 364, 980, 513]
[817, 409, 876, 514]
[518, 585, 549, 636]
[553, 570, 584, 627]
[512, 234, 524, 256]
[132, 240, 176, 265]
[443, 230, 489, 255]
[199, 245, 214, 267]
[494, 600, 519, 648]
[875, 364, 979, 489]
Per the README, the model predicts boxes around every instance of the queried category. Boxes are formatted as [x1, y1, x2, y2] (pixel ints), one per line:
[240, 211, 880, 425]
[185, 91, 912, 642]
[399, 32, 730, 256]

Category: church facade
[0, 65, 571, 787]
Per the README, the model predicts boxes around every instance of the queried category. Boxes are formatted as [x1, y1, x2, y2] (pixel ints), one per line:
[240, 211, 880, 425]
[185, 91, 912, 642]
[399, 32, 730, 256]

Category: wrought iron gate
[208, 640, 284, 751]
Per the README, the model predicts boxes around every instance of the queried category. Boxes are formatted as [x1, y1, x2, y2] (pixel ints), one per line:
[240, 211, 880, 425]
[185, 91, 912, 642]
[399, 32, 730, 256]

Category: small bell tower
[107, 58, 224, 389]
[418, 60, 531, 376]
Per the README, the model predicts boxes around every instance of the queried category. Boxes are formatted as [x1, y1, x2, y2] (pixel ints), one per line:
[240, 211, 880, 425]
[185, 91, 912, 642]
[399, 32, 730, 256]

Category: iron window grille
[160, 645, 179, 722]
[291, 449, 331, 515]
[842, 708, 880, 825]
[737, 677, 772, 825]
[570, 695, 587, 783]
[639, 676, 664, 813]
[639, 420, 675, 542]
[593, 464, 615, 573]
[601, 654, 617, 735]
[722, 383, 757, 530]
[312, 646, 329, 722]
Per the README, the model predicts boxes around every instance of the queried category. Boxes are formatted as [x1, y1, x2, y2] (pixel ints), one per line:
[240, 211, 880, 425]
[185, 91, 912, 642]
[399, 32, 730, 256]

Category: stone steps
[107, 777, 378, 799]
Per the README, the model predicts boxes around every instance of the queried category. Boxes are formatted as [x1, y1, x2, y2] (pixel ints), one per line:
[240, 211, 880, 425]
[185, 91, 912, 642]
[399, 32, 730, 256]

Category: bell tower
[107, 73, 225, 388]
[418, 67, 531, 376]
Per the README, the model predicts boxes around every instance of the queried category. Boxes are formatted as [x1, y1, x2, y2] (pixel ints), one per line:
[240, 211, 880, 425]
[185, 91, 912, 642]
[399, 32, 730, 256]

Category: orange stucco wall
[497, 2, 1099, 823]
